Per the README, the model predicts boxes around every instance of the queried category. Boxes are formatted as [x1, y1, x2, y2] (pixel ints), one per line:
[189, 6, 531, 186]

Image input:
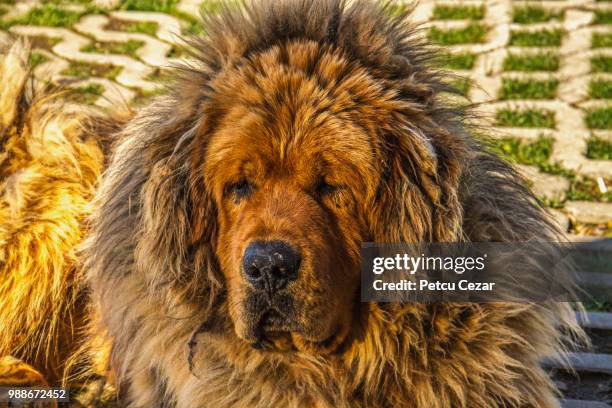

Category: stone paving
[1, 0, 611, 238]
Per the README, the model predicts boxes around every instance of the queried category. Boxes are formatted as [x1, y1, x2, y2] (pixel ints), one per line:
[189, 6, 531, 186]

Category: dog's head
[198, 45, 382, 350]
[89, 0, 466, 357]
[185, 13, 466, 351]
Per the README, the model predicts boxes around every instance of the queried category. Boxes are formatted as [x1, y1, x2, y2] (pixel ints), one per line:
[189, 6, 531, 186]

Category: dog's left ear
[369, 119, 465, 243]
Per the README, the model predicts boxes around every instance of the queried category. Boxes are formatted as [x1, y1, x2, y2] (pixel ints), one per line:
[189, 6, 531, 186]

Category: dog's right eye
[226, 179, 253, 202]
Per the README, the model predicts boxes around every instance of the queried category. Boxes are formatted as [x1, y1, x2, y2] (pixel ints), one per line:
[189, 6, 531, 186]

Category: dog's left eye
[316, 178, 338, 197]
[227, 179, 253, 202]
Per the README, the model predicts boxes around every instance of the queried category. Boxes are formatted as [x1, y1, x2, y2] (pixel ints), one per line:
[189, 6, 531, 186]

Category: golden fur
[1, 1, 582, 407]
[0, 39, 106, 384]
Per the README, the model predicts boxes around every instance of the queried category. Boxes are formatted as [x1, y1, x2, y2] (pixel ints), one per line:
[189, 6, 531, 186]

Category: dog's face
[197, 42, 389, 353]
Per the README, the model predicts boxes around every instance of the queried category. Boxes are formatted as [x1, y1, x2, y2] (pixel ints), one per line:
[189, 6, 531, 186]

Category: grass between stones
[428, 24, 487, 45]
[449, 78, 470, 97]
[489, 136, 553, 167]
[499, 78, 558, 100]
[592, 32, 612, 48]
[587, 137, 612, 160]
[200, 0, 229, 15]
[81, 40, 144, 58]
[5, 4, 83, 27]
[115, 0, 227, 36]
[512, 6, 563, 24]
[594, 9, 612, 25]
[29, 52, 48, 69]
[509, 29, 563, 47]
[119, 0, 178, 13]
[503, 52, 559, 72]
[489, 137, 611, 203]
[432, 5, 484, 20]
[589, 79, 612, 99]
[591, 55, 612, 72]
[68, 83, 105, 105]
[438, 52, 476, 70]
[105, 18, 158, 36]
[567, 177, 612, 202]
[62, 62, 122, 80]
[585, 107, 612, 129]
[496, 108, 555, 128]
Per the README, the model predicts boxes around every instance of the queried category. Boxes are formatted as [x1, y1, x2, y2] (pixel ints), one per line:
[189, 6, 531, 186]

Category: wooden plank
[562, 400, 611, 408]
[576, 312, 612, 330]
[543, 352, 612, 374]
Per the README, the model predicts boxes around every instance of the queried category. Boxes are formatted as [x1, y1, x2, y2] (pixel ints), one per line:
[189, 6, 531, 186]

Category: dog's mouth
[248, 309, 345, 354]
[249, 309, 297, 351]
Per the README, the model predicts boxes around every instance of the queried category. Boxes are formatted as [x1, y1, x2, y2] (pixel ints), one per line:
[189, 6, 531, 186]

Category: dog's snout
[242, 241, 301, 291]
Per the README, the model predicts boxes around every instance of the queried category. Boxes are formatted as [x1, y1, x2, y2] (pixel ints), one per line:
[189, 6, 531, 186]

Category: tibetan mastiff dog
[0, 0, 581, 407]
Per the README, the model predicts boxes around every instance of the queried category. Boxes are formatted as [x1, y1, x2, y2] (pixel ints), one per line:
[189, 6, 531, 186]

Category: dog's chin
[237, 311, 349, 355]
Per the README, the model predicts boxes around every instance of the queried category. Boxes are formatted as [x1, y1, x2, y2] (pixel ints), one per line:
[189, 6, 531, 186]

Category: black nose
[242, 240, 301, 292]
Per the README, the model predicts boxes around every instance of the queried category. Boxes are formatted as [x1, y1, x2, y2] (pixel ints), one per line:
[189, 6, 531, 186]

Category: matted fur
[83, 1, 581, 407]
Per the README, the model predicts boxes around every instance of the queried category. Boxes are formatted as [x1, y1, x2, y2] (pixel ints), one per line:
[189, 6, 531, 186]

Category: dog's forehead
[204, 45, 382, 180]
[204, 103, 375, 181]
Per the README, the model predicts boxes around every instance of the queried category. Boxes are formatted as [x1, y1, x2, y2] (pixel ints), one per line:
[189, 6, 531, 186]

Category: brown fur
[2, 1, 581, 407]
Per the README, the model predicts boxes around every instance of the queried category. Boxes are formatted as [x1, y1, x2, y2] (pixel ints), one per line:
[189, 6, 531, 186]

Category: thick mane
[80, 1, 582, 407]
[192, 0, 433, 77]
[180, 0, 460, 128]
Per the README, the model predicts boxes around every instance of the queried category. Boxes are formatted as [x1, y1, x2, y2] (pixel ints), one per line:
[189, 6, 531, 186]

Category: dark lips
[250, 309, 298, 350]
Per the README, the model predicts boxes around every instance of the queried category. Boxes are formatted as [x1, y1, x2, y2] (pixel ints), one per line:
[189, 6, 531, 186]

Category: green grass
[499, 78, 558, 100]
[496, 108, 556, 128]
[387, 3, 410, 16]
[567, 177, 612, 202]
[29, 52, 48, 69]
[585, 107, 612, 129]
[428, 24, 487, 45]
[432, 5, 484, 20]
[513, 6, 563, 24]
[589, 79, 612, 99]
[592, 33, 612, 48]
[200, 0, 229, 15]
[587, 137, 612, 160]
[450, 78, 471, 97]
[10, 4, 82, 27]
[439, 52, 477, 70]
[489, 136, 553, 166]
[68, 83, 105, 104]
[594, 9, 612, 24]
[591, 55, 612, 72]
[119, 0, 178, 12]
[503, 52, 559, 72]
[509, 29, 563, 47]
[81, 40, 144, 58]
[62, 62, 122, 80]
[106, 18, 158, 36]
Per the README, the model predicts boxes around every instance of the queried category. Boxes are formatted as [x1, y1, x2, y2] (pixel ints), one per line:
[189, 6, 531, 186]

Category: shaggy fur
[0, 39, 108, 384]
[1, 1, 581, 407]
